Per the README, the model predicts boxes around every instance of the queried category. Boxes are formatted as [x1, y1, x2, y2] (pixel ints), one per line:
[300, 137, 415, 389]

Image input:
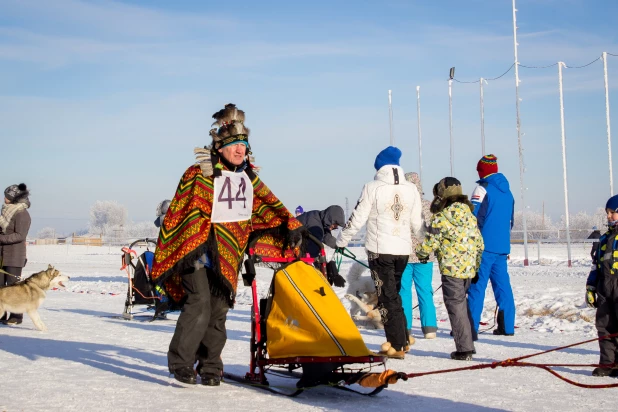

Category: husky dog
[343, 261, 383, 329]
[0, 265, 69, 331]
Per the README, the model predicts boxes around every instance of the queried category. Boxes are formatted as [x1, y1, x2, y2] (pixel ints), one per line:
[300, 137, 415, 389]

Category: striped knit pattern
[477, 154, 498, 178]
[152, 164, 302, 304]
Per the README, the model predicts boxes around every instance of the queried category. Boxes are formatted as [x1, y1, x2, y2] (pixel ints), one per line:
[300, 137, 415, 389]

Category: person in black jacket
[297, 205, 345, 258]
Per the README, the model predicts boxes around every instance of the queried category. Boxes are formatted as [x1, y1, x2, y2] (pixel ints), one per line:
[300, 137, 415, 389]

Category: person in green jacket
[416, 177, 484, 361]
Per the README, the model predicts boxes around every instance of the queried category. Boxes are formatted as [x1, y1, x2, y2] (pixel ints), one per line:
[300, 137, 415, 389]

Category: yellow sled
[224, 233, 407, 396]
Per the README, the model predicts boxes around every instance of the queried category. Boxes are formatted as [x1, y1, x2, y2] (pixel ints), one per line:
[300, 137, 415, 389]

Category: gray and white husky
[0, 265, 69, 331]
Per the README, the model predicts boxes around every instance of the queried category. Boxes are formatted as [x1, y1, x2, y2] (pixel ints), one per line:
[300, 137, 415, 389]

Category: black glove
[326, 261, 346, 288]
[334, 247, 345, 254]
[586, 285, 597, 308]
[471, 272, 479, 284]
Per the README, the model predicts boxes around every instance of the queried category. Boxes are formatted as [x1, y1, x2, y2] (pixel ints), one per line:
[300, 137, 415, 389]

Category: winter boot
[592, 366, 616, 377]
[408, 330, 416, 346]
[379, 342, 406, 360]
[424, 332, 436, 339]
[492, 310, 514, 336]
[450, 351, 474, 361]
[171, 366, 197, 385]
[200, 372, 221, 386]
[3, 316, 22, 326]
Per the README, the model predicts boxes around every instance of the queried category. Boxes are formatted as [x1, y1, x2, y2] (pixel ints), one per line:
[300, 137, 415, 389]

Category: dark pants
[1, 266, 23, 321]
[596, 275, 618, 365]
[168, 267, 229, 376]
[368, 252, 408, 351]
[442, 275, 476, 353]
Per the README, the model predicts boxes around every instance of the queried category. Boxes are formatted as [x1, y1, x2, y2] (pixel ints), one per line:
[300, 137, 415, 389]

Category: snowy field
[0, 243, 615, 411]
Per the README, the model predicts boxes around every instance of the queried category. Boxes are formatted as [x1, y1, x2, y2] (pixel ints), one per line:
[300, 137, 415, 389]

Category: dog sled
[223, 232, 407, 396]
[120, 238, 180, 321]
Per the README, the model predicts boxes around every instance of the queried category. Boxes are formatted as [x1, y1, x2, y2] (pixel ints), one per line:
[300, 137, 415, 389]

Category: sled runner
[120, 238, 180, 321]
[224, 233, 406, 396]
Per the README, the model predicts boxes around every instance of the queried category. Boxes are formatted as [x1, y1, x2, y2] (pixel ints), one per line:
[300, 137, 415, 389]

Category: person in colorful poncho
[151, 103, 303, 386]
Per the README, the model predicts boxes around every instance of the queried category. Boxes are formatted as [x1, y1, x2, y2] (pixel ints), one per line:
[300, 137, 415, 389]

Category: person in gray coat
[0, 183, 32, 325]
[296, 205, 345, 258]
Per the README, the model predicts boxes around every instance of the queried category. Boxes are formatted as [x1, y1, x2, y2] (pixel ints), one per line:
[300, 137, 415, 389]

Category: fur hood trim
[430, 194, 474, 214]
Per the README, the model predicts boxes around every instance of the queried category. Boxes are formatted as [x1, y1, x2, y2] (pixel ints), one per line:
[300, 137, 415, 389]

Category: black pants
[368, 252, 408, 351]
[596, 275, 618, 365]
[168, 267, 229, 376]
[1, 266, 23, 321]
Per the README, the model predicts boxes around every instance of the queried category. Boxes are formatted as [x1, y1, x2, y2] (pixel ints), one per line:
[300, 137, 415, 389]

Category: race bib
[211, 171, 254, 223]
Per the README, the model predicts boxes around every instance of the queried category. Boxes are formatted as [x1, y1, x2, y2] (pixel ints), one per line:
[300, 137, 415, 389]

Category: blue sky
[1, 0, 618, 236]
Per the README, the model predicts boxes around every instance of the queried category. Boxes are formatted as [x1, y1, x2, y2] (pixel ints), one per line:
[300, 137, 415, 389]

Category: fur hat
[209, 103, 250, 151]
[4, 183, 29, 203]
[430, 177, 473, 213]
[477, 154, 498, 179]
[374, 146, 402, 170]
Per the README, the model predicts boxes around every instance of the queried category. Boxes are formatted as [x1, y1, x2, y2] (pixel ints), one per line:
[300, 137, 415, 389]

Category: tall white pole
[603, 52, 614, 196]
[512, 0, 529, 266]
[558, 62, 573, 268]
[416, 86, 423, 186]
[448, 79, 454, 176]
[388, 90, 394, 146]
[480, 77, 486, 155]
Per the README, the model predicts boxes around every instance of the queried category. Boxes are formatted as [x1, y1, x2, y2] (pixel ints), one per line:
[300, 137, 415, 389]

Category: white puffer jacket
[337, 165, 425, 255]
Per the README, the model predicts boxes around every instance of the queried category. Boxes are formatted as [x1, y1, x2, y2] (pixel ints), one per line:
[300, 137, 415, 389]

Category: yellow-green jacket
[416, 201, 484, 279]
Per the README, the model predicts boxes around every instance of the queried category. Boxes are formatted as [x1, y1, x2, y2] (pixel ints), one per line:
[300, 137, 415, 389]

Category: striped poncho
[152, 164, 302, 306]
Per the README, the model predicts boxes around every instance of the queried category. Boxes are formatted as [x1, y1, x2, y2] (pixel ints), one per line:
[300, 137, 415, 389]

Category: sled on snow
[224, 232, 407, 396]
[120, 238, 181, 321]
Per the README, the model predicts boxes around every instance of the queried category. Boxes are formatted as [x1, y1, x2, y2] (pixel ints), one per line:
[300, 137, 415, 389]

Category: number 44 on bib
[211, 171, 254, 223]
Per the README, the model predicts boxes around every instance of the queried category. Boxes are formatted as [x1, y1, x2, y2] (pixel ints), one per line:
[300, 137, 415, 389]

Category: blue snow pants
[399, 262, 437, 333]
[467, 251, 515, 334]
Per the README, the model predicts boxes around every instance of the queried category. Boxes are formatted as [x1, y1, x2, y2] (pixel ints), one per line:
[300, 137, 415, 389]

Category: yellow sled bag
[266, 261, 373, 359]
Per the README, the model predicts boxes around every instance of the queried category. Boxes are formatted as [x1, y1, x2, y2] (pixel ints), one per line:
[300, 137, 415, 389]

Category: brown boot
[379, 342, 406, 359]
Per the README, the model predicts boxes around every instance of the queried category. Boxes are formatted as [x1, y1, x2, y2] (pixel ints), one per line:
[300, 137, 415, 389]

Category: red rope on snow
[405, 333, 618, 389]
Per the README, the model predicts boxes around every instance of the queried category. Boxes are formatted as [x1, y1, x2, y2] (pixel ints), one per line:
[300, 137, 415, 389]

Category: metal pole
[416, 86, 423, 186]
[388, 90, 394, 146]
[512, 0, 529, 266]
[448, 79, 454, 176]
[480, 78, 486, 155]
[558, 61, 573, 268]
[603, 52, 614, 196]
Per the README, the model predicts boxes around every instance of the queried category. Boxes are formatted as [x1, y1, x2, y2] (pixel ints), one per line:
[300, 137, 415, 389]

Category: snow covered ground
[0, 243, 615, 411]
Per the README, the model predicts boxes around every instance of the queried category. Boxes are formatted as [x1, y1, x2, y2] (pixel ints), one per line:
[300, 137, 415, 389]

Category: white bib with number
[211, 170, 254, 223]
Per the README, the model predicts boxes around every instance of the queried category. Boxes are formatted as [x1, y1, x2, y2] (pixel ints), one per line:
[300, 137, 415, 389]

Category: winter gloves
[326, 261, 346, 288]
[471, 272, 480, 284]
[416, 251, 429, 264]
[586, 285, 597, 308]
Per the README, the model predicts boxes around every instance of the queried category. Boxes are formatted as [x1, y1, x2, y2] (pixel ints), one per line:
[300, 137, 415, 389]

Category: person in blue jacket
[467, 154, 516, 336]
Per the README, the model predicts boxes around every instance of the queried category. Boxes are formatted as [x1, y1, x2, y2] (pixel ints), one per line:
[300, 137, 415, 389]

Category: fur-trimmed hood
[430, 194, 474, 215]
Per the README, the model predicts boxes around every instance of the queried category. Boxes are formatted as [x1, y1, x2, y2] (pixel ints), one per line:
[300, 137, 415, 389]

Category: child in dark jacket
[586, 194, 618, 377]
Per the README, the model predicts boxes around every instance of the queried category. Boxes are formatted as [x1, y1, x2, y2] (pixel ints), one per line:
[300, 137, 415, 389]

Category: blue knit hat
[374, 146, 402, 170]
[295, 205, 304, 215]
[606, 195, 618, 212]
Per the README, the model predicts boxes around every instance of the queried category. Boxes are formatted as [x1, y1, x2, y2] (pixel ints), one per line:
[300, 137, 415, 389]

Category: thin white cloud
[2, 0, 234, 38]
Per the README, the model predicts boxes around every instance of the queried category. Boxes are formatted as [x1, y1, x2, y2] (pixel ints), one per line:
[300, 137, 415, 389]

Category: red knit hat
[477, 154, 498, 178]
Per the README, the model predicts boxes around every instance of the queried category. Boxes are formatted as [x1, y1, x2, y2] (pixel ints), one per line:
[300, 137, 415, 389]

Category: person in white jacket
[336, 146, 425, 359]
